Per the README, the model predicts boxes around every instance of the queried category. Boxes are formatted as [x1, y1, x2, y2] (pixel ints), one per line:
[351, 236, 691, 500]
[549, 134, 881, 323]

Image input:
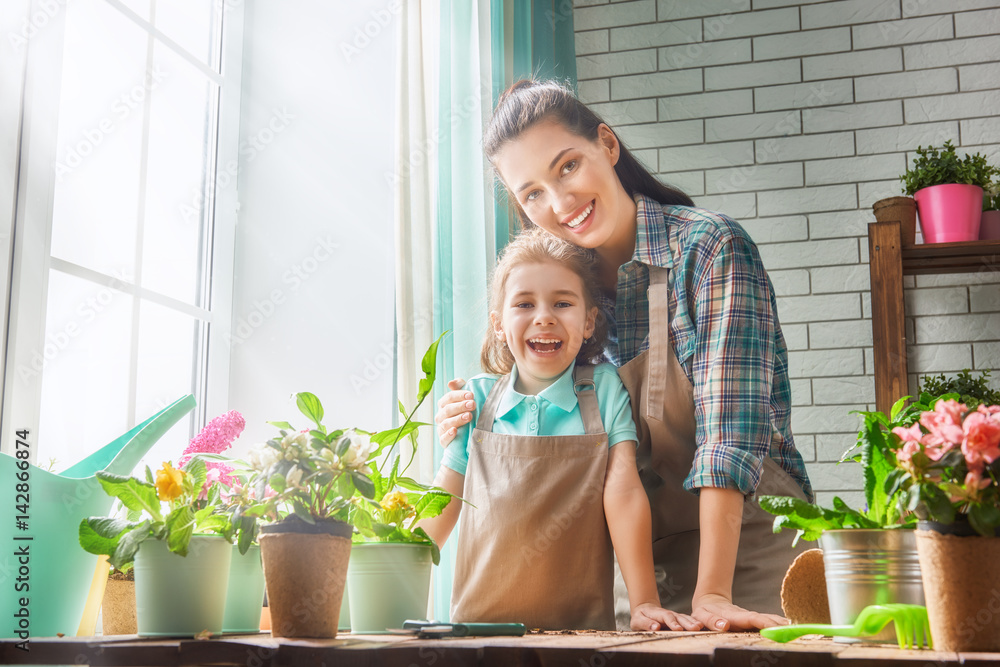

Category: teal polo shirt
[441, 362, 639, 476]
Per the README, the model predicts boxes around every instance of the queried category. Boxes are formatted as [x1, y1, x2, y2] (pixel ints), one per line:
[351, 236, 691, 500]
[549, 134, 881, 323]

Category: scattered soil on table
[527, 629, 658, 637]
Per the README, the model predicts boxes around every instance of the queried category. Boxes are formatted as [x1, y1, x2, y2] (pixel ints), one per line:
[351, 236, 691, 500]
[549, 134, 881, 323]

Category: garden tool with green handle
[761, 604, 933, 649]
[0, 395, 195, 639]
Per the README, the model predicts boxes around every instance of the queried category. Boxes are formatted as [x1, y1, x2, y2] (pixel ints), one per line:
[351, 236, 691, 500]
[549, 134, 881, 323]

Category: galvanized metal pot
[819, 529, 923, 643]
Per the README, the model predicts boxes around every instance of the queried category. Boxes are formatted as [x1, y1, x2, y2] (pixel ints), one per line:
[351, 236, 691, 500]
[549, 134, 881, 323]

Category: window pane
[135, 302, 200, 469]
[50, 0, 147, 278]
[154, 0, 221, 70]
[141, 43, 216, 307]
[119, 0, 151, 21]
[38, 271, 132, 469]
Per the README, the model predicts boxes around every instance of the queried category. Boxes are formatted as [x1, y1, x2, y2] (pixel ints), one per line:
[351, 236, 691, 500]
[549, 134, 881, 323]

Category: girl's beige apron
[451, 365, 617, 630]
[616, 265, 807, 619]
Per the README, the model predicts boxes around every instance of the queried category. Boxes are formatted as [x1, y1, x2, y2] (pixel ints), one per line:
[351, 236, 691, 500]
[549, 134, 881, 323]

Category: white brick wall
[574, 0, 1000, 501]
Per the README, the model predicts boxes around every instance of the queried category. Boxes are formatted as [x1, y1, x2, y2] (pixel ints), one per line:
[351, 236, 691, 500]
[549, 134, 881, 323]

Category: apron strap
[475, 374, 511, 432]
[572, 365, 604, 435]
[646, 266, 671, 422]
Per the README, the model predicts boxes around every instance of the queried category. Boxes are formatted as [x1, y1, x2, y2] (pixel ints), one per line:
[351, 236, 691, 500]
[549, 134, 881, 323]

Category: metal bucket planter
[347, 543, 432, 634]
[819, 529, 923, 643]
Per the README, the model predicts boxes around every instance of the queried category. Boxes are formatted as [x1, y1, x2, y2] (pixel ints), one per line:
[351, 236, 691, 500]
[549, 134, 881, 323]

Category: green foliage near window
[919, 369, 1000, 411]
[900, 141, 998, 196]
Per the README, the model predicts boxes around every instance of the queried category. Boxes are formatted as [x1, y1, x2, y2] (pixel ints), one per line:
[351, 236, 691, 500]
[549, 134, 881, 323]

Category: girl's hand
[691, 593, 788, 631]
[435, 378, 477, 447]
[631, 602, 703, 632]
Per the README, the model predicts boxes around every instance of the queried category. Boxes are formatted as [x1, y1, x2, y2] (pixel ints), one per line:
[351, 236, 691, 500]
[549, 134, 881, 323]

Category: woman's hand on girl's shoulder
[436, 378, 477, 447]
[631, 603, 703, 632]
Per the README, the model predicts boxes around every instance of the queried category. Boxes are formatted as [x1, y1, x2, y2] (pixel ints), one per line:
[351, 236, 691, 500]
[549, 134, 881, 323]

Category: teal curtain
[431, 0, 577, 622]
[490, 0, 578, 254]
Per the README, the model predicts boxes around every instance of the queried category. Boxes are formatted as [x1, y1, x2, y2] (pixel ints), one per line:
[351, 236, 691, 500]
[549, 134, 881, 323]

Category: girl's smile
[491, 260, 597, 396]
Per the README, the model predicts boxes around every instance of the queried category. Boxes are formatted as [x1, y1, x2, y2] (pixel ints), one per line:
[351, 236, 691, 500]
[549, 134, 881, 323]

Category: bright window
[1, 0, 241, 470]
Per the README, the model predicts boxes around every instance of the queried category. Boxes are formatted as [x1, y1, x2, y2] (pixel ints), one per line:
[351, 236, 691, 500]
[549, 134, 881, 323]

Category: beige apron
[451, 365, 616, 630]
[615, 265, 807, 619]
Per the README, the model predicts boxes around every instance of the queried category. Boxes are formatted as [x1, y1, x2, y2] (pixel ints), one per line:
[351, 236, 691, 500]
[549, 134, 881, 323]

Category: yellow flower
[155, 462, 185, 502]
[380, 490, 413, 515]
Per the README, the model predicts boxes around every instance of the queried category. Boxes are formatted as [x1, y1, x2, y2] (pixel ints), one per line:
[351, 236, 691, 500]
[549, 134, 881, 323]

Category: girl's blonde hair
[481, 228, 608, 375]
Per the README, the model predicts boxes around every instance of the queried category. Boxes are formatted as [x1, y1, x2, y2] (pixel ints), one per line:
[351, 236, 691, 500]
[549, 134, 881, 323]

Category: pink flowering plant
[888, 399, 1000, 536]
[79, 411, 247, 568]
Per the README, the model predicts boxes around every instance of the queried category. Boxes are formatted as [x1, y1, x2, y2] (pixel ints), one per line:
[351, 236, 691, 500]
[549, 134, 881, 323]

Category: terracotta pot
[980, 209, 1000, 240]
[915, 526, 1000, 652]
[914, 184, 983, 243]
[259, 517, 352, 639]
[101, 579, 137, 635]
[872, 196, 917, 246]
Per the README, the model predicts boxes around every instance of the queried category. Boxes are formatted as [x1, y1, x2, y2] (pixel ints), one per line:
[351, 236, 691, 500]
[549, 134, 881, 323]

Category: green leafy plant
[78, 458, 231, 570]
[919, 369, 1000, 410]
[244, 332, 458, 564]
[900, 141, 998, 195]
[887, 399, 1000, 537]
[760, 396, 925, 545]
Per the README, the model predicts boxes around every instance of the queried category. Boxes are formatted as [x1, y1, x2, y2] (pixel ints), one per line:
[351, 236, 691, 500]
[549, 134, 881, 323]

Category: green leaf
[412, 491, 453, 521]
[109, 520, 151, 570]
[970, 504, 1000, 537]
[371, 421, 427, 456]
[417, 332, 447, 404]
[270, 473, 286, 493]
[237, 516, 257, 555]
[352, 471, 376, 499]
[923, 485, 955, 524]
[412, 527, 441, 565]
[267, 421, 295, 431]
[165, 506, 196, 556]
[296, 392, 325, 428]
[78, 517, 136, 557]
[96, 472, 162, 520]
[889, 396, 910, 423]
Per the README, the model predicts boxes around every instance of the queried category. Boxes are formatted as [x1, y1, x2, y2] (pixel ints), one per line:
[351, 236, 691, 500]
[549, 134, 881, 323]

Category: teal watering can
[0, 395, 196, 639]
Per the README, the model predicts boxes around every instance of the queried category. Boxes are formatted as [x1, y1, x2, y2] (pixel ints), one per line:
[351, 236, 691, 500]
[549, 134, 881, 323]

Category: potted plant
[886, 397, 1000, 652]
[918, 368, 1000, 410]
[900, 141, 998, 243]
[175, 410, 267, 635]
[761, 396, 926, 642]
[79, 457, 233, 637]
[245, 333, 457, 638]
[872, 195, 917, 246]
[981, 182, 1000, 240]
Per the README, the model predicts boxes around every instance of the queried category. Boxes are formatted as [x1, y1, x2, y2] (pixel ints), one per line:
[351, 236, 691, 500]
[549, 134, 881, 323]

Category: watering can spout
[0, 395, 196, 638]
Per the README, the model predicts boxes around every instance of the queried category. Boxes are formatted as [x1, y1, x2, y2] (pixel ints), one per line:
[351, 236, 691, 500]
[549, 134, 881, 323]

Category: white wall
[231, 0, 398, 448]
[574, 0, 1000, 506]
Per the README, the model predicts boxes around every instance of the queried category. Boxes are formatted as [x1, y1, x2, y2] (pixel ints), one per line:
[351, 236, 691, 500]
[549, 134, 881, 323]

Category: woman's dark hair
[483, 79, 693, 227]
[481, 228, 608, 375]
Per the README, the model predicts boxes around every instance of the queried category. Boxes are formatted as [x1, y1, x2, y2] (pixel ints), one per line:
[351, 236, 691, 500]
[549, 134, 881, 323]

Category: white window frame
[0, 0, 245, 461]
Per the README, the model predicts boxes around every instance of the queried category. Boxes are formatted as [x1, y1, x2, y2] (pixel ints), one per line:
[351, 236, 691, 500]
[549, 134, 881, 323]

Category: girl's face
[491, 260, 597, 396]
[493, 119, 635, 253]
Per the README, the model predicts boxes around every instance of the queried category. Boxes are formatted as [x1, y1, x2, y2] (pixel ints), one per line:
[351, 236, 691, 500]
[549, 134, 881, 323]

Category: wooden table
[3, 631, 998, 666]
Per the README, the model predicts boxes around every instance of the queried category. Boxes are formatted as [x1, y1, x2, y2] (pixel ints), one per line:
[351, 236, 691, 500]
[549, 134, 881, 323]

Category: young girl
[436, 80, 813, 632]
[420, 228, 701, 632]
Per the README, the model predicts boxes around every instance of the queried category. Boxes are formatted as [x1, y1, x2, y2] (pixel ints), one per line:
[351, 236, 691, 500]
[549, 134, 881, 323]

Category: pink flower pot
[913, 184, 983, 243]
[980, 209, 1000, 240]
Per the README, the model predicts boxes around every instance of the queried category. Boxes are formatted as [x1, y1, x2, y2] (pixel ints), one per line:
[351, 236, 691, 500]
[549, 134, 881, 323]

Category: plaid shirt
[600, 194, 813, 501]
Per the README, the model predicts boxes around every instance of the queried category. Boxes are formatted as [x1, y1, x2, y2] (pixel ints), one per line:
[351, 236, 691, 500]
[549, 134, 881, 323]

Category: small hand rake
[760, 604, 933, 649]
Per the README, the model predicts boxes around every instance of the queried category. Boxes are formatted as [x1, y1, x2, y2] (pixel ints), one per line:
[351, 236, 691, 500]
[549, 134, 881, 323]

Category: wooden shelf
[868, 221, 1000, 413]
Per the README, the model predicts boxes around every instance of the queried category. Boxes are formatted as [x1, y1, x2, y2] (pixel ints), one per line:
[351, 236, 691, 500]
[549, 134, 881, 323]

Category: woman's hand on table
[631, 603, 703, 632]
[436, 378, 477, 446]
[690, 593, 787, 632]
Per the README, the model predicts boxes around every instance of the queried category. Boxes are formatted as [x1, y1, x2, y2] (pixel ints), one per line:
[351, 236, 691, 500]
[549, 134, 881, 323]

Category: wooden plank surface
[2, 632, 993, 667]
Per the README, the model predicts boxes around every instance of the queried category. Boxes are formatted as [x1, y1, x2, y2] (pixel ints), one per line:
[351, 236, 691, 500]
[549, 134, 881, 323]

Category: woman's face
[493, 119, 635, 253]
